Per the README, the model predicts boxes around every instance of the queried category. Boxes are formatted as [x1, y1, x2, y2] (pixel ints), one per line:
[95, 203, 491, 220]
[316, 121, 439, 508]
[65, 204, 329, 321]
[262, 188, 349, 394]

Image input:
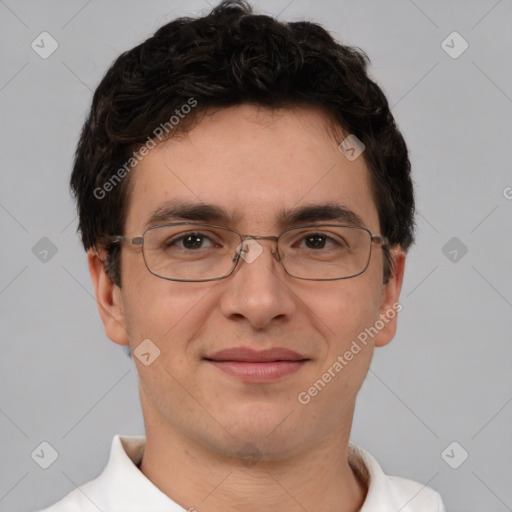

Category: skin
[89, 104, 406, 512]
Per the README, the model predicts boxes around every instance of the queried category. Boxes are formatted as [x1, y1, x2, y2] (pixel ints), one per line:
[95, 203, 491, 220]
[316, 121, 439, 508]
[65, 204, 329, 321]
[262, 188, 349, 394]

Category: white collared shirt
[37, 435, 446, 512]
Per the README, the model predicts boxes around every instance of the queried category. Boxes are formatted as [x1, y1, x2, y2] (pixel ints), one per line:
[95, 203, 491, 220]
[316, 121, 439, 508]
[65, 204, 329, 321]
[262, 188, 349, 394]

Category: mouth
[203, 347, 310, 382]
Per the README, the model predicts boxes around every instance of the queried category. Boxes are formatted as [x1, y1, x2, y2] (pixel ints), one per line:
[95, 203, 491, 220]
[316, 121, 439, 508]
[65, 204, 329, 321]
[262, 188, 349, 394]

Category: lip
[204, 347, 309, 382]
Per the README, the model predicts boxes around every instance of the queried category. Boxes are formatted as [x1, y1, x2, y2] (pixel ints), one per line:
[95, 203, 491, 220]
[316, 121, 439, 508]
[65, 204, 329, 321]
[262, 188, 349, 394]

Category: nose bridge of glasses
[234, 234, 281, 263]
[242, 234, 280, 244]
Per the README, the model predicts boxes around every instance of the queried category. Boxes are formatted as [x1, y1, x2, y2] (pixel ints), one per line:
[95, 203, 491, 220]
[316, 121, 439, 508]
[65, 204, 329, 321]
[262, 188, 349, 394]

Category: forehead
[125, 105, 379, 234]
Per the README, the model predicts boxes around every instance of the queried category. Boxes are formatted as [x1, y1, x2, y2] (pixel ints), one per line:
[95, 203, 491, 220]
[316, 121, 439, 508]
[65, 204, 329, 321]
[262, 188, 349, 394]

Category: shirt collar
[348, 443, 397, 511]
[99, 435, 183, 511]
[97, 435, 424, 511]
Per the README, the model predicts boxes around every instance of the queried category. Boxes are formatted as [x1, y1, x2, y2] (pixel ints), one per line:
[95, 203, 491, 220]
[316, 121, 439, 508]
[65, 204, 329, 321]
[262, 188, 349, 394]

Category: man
[39, 1, 445, 510]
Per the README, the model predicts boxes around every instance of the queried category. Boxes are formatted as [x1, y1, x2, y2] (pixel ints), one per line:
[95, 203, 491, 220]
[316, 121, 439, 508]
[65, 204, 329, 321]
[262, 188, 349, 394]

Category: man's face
[94, 104, 404, 459]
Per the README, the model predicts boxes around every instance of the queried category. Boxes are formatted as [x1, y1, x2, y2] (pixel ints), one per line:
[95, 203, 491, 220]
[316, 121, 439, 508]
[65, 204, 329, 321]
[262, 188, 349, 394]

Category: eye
[303, 234, 330, 249]
[167, 232, 218, 250]
[296, 233, 344, 250]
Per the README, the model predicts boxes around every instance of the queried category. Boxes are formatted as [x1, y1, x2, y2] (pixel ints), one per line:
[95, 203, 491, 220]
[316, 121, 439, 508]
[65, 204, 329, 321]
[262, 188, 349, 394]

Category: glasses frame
[110, 222, 389, 282]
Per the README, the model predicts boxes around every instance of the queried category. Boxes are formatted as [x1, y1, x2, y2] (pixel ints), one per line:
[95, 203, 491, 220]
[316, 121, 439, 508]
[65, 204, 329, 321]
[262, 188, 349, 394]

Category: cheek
[121, 270, 219, 366]
[305, 274, 383, 349]
[296, 283, 380, 414]
[121, 282, 209, 407]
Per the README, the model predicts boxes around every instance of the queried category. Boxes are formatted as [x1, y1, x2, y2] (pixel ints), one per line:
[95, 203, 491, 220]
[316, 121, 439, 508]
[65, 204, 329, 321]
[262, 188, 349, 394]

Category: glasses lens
[142, 224, 239, 281]
[279, 225, 372, 280]
[141, 224, 372, 281]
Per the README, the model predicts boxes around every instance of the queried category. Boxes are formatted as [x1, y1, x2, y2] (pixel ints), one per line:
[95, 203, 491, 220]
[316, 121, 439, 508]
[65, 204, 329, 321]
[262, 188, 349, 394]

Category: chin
[218, 405, 302, 448]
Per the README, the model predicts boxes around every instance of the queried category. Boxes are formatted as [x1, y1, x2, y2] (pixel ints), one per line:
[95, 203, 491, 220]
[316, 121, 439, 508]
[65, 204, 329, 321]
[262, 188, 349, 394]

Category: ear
[373, 246, 406, 348]
[87, 248, 129, 346]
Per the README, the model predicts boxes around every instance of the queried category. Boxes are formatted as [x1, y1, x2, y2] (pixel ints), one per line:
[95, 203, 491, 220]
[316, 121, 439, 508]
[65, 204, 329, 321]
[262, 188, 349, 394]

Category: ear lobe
[373, 246, 406, 348]
[87, 248, 129, 346]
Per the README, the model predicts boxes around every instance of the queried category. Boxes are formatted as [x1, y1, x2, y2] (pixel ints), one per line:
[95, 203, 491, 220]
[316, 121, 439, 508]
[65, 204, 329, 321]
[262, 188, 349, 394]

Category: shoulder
[35, 477, 104, 512]
[385, 475, 446, 511]
[34, 435, 147, 512]
[349, 444, 446, 512]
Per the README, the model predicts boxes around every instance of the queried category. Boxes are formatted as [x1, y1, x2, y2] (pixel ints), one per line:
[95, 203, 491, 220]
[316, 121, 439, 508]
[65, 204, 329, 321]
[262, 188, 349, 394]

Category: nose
[219, 237, 296, 330]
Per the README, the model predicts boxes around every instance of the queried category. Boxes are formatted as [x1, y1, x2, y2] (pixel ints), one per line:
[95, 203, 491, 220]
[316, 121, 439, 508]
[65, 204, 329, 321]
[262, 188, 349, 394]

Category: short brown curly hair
[70, 0, 415, 286]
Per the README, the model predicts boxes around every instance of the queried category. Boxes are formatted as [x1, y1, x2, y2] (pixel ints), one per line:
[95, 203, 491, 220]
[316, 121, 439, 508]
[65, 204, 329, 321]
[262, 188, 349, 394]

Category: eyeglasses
[110, 222, 389, 282]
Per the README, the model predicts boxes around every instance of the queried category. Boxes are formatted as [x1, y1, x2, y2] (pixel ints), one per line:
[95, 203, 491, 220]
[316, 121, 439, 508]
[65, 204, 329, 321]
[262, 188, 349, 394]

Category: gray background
[1, 0, 511, 510]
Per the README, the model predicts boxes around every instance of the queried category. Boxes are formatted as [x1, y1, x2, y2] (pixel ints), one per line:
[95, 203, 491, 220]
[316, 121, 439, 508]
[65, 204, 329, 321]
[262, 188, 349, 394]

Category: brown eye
[304, 234, 328, 249]
[165, 232, 218, 250]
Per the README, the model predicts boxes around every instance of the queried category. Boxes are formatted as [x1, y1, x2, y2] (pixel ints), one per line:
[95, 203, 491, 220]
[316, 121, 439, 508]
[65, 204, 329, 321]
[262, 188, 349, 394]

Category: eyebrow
[144, 199, 366, 231]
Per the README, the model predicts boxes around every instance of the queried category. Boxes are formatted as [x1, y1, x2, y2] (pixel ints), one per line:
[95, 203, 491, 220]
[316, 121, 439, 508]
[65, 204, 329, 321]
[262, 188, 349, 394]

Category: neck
[138, 414, 366, 512]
